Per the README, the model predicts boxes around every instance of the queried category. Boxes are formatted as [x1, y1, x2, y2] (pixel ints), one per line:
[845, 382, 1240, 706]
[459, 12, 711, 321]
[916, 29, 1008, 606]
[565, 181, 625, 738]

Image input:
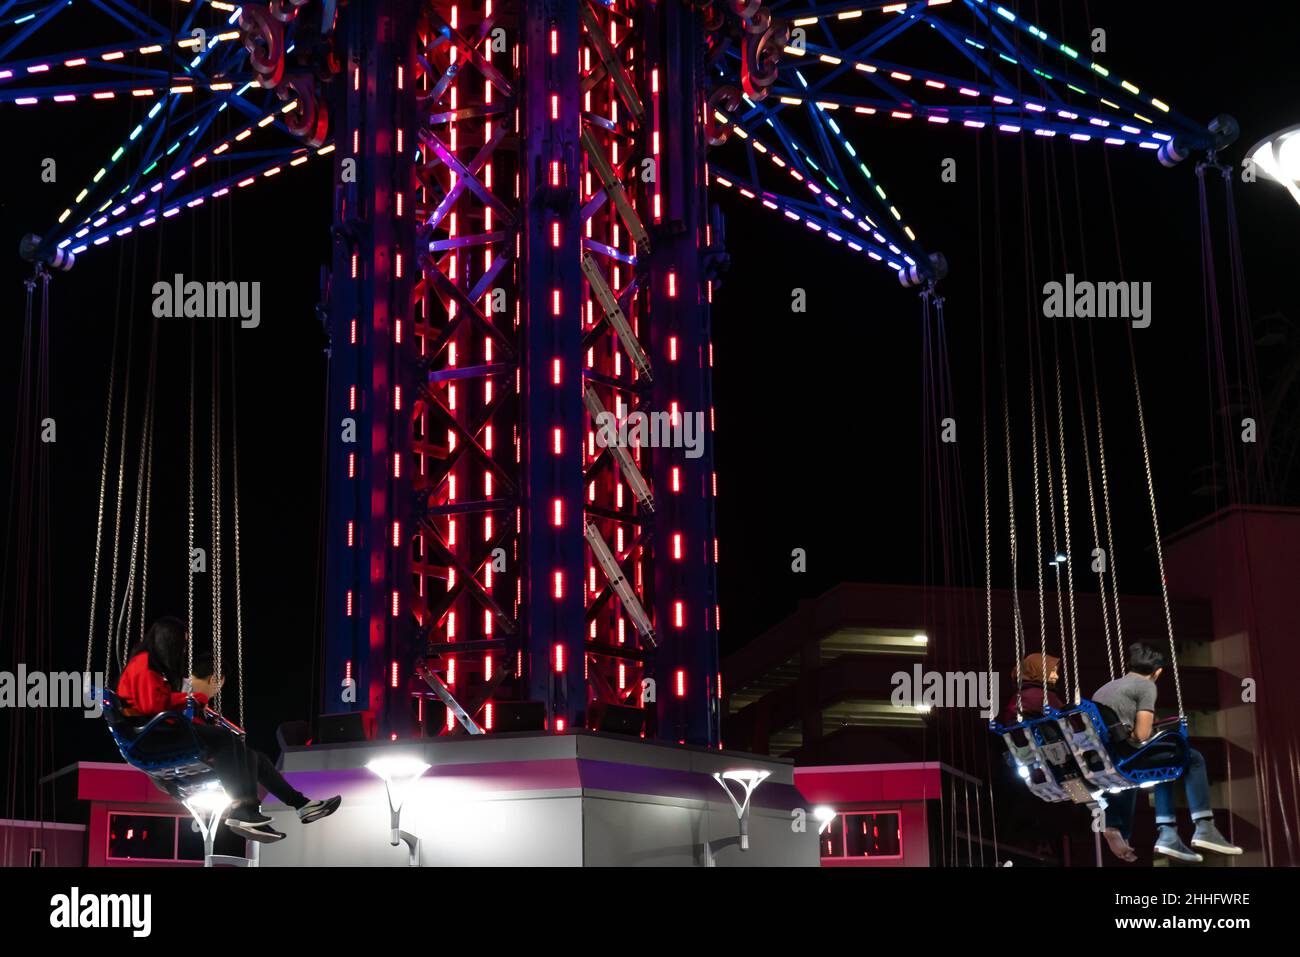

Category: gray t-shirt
[1092, 674, 1157, 731]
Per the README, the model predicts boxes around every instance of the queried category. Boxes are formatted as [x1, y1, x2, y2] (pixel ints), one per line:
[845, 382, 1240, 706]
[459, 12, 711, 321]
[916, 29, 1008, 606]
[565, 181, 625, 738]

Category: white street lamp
[182, 780, 258, 868]
[366, 755, 431, 866]
[703, 769, 770, 866]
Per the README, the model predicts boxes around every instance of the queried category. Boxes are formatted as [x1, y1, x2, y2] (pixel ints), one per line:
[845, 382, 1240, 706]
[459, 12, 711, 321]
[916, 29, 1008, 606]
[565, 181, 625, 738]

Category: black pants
[190, 724, 308, 810]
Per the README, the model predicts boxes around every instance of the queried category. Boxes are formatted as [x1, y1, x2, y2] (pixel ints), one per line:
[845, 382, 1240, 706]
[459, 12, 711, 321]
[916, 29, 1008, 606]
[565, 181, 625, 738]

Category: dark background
[2, 1, 1298, 802]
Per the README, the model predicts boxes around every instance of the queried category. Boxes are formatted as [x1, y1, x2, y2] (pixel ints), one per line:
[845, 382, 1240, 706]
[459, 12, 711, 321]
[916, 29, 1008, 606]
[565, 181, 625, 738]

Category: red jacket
[116, 652, 208, 718]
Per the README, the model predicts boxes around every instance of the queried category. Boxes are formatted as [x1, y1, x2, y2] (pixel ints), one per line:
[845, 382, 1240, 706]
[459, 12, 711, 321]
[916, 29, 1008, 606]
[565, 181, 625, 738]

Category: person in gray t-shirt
[1093, 643, 1242, 864]
[1092, 672, 1158, 738]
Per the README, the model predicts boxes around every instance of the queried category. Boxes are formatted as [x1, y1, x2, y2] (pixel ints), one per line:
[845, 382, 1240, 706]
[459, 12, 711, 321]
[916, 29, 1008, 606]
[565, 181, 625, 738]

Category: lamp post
[366, 755, 431, 867]
[182, 780, 258, 868]
[703, 769, 770, 866]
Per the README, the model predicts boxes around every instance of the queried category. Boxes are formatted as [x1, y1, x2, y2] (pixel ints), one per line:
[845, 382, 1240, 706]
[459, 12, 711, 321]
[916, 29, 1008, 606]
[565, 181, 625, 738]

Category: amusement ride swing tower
[13, 0, 1236, 755]
[7, 0, 1266, 867]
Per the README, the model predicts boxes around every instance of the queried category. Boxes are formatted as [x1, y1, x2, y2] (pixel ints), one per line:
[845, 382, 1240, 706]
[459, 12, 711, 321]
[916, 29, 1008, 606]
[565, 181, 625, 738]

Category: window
[29, 848, 44, 867]
[107, 813, 177, 862]
[107, 812, 244, 863]
[820, 810, 903, 860]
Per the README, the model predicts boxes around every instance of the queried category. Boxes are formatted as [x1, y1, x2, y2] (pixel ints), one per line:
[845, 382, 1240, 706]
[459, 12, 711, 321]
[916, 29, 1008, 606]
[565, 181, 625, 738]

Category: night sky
[2, 1, 1298, 788]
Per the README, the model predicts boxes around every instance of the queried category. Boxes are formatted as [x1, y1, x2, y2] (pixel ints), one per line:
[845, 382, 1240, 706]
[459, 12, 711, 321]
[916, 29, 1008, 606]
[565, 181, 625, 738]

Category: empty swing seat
[992, 709, 1095, 804]
[1054, 699, 1188, 792]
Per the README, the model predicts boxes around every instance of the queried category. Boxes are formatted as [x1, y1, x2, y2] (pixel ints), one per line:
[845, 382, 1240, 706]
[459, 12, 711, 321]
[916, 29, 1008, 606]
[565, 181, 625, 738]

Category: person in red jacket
[117, 616, 341, 843]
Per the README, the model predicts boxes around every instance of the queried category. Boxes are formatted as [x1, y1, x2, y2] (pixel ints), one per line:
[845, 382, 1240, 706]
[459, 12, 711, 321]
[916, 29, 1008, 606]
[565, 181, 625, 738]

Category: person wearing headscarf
[999, 652, 1064, 725]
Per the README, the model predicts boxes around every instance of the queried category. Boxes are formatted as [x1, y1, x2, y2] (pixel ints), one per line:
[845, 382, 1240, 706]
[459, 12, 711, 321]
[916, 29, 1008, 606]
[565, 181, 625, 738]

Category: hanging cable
[114, 313, 159, 663]
[105, 262, 139, 671]
[1067, 144, 1126, 675]
[1046, 140, 1119, 682]
[210, 322, 224, 714]
[1221, 171, 1272, 499]
[138, 403, 154, 647]
[229, 324, 246, 728]
[186, 319, 196, 681]
[1037, 144, 1083, 703]
[974, 126, 999, 866]
[1019, 166, 1050, 703]
[4, 266, 42, 837]
[1099, 154, 1184, 719]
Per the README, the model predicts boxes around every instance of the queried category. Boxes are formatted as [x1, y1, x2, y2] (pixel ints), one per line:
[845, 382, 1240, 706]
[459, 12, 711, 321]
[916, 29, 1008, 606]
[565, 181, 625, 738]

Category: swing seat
[1054, 699, 1188, 791]
[94, 687, 218, 796]
[992, 710, 1095, 804]
[94, 687, 258, 867]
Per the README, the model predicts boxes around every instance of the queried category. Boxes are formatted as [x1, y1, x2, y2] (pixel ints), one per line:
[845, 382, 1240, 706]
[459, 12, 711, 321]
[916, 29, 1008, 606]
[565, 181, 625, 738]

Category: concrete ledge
[260, 732, 818, 866]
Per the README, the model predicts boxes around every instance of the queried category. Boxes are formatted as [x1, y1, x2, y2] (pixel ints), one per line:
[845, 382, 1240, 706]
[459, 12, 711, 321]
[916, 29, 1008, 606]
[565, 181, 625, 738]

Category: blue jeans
[1155, 746, 1212, 826]
[1104, 788, 1137, 839]
[1104, 746, 1211, 838]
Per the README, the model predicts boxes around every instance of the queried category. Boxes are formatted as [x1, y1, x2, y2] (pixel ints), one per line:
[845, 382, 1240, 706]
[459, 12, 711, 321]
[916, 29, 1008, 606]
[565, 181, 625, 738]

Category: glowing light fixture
[1249, 125, 1300, 209]
[813, 805, 838, 834]
[703, 769, 770, 866]
[366, 754, 431, 866]
[180, 780, 258, 868]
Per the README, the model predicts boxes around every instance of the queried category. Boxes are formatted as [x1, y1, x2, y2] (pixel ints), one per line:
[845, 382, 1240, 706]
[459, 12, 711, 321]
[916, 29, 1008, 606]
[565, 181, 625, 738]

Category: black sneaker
[227, 804, 274, 827]
[297, 795, 342, 824]
[225, 817, 287, 843]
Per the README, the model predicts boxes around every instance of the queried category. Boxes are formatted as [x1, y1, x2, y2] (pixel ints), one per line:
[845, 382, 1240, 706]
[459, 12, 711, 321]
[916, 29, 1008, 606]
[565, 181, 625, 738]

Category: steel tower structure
[319, 0, 724, 743]
[11, 0, 1233, 746]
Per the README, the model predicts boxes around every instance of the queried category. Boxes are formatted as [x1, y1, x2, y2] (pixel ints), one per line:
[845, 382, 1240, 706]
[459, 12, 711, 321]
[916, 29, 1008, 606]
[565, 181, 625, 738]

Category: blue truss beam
[63, 143, 318, 257]
[727, 95, 926, 263]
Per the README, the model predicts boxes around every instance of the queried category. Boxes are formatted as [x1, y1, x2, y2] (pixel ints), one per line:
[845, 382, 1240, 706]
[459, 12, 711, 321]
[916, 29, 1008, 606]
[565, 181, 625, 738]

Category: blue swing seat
[1057, 699, 1188, 790]
[93, 686, 260, 867]
[992, 698, 1188, 804]
[992, 709, 1092, 803]
[93, 686, 226, 796]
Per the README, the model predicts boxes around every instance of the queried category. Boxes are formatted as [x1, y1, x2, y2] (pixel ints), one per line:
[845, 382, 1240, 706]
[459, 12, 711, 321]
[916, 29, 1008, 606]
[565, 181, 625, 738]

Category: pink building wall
[1162, 506, 1300, 867]
[0, 819, 86, 867]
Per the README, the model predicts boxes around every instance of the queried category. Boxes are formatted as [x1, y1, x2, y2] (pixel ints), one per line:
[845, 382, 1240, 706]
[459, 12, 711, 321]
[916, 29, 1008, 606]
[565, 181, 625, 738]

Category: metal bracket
[416, 662, 485, 734]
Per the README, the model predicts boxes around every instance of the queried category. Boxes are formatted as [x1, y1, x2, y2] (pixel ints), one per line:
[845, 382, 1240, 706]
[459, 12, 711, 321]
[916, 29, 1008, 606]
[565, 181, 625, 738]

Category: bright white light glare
[185, 781, 233, 813]
[913, 633, 928, 643]
[366, 755, 430, 781]
[813, 805, 837, 823]
[1279, 136, 1300, 179]
[1250, 125, 1300, 208]
[366, 755, 430, 811]
[1017, 765, 1030, 779]
[719, 769, 770, 787]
